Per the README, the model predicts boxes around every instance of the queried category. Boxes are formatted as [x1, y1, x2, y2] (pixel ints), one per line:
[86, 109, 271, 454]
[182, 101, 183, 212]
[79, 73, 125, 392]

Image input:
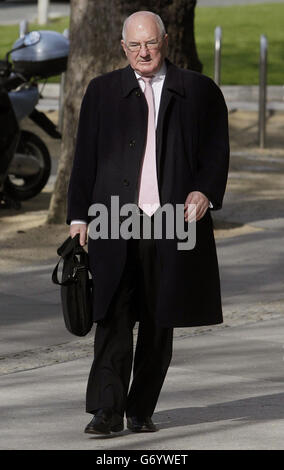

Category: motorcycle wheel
[4, 130, 51, 201]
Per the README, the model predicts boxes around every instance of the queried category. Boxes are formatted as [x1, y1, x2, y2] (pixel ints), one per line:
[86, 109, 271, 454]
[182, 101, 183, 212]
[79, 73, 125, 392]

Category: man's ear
[164, 33, 169, 49]
[121, 40, 127, 56]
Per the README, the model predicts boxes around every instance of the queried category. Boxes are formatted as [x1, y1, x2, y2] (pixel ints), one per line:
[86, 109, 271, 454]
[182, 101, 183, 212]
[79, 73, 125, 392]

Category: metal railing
[214, 26, 222, 86]
[214, 27, 269, 148]
[19, 20, 29, 38]
[58, 28, 69, 133]
[259, 34, 268, 148]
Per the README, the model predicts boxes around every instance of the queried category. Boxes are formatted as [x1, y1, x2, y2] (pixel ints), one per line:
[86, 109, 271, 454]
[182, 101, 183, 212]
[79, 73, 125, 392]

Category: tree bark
[47, 0, 202, 224]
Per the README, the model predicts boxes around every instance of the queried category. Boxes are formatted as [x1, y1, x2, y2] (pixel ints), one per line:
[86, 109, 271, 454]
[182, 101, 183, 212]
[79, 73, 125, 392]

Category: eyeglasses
[126, 37, 164, 52]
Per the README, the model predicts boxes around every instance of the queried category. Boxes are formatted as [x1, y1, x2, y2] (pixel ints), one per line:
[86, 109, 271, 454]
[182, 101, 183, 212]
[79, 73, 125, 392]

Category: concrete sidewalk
[0, 317, 283, 450]
[0, 1, 70, 25]
[38, 84, 284, 112]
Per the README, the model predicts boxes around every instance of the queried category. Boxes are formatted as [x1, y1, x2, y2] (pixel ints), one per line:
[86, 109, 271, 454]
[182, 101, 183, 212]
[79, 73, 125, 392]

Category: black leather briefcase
[52, 234, 93, 336]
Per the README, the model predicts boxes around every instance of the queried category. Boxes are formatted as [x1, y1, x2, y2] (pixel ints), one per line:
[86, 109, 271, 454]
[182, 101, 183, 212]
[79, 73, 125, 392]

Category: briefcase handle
[52, 234, 89, 286]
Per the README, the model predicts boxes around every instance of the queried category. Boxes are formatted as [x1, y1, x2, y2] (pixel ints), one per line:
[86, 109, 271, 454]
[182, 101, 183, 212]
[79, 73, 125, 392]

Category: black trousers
[86, 217, 174, 418]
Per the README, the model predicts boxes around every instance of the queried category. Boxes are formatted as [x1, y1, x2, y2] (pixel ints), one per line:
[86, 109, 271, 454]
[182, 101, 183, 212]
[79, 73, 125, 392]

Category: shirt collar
[134, 61, 167, 82]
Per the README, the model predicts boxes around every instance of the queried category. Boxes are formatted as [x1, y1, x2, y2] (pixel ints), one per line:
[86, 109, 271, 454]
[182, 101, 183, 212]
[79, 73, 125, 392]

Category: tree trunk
[47, 0, 202, 224]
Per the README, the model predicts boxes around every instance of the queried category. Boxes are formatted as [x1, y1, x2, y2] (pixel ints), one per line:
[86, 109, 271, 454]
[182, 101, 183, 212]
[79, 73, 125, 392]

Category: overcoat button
[123, 179, 130, 186]
[135, 90, 141, 97]
[129, 139, 136, 147]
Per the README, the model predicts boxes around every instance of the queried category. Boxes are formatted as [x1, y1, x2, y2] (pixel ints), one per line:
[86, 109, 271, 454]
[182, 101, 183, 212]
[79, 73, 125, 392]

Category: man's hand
[70, 223, 87, 246]
[184, 191, 209, 223]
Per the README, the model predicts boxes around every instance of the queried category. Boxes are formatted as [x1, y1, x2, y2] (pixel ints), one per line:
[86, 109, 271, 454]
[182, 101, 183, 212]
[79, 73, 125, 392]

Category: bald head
[121, 11, 168, 77]
[122, 11, 166, 42]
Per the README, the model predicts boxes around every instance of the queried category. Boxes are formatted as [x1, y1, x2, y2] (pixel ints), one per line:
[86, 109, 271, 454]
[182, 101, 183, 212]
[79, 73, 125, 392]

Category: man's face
[121, 16, 168, 77]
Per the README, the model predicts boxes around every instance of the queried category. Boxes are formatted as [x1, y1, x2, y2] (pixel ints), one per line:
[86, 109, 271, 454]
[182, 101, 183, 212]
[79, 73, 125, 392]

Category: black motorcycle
[0, 30, 69, 205]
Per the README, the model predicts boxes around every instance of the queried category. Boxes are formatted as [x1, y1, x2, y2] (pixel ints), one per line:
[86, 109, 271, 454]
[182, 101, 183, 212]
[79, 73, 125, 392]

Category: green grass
[0, 4, 283, 84]
[195, 3, 284, 84]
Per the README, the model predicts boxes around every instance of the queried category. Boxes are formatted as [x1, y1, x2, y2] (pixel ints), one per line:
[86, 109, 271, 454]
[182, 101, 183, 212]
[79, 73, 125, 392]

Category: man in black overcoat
[67, 10, 230, 435]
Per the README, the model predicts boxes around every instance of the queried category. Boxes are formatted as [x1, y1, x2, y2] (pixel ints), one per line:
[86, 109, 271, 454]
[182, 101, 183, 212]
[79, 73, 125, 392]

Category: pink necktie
[137, 77, 160, 217]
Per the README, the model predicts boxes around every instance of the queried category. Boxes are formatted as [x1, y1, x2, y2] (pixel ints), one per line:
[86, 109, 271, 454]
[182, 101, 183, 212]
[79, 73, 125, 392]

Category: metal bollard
[58, 28, 69, 133]
[38, 0, 50, 25]
[19, 20, 29, 38]
[214, 26, 222, 86]
[259, 34, 268, 148]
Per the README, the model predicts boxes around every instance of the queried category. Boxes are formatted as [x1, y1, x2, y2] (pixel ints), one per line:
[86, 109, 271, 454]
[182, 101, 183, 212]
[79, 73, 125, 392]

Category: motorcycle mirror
[23, 31, 41, 47]
[5, 31, 41, 62]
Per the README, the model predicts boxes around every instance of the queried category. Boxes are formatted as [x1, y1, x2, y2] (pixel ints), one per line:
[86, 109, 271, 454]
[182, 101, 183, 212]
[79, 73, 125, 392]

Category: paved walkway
[1, 0, 283, 26]
[1, 318, 283, 450]
[37, 84, 284, 112]
[0, 1, 70, 25]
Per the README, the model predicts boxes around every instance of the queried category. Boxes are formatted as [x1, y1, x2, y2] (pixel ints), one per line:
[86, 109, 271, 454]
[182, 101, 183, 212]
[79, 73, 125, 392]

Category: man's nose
[139, 45, 150, 57]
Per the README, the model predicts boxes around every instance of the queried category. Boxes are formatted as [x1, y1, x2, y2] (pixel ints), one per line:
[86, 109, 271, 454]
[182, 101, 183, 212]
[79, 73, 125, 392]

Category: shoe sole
[127, 425, 157, 433]
[85, 423, 124, 435]
[85, 428, 111, 435]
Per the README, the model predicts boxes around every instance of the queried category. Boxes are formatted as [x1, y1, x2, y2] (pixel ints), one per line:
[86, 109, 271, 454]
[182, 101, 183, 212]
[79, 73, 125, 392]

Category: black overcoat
[67, 59, 230, 328]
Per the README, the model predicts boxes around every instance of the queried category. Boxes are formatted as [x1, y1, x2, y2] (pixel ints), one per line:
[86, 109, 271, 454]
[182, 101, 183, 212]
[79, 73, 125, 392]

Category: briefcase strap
[52, 254, 90, 286]
[52, 234, 91, 286]
[52, 258, 73, 286]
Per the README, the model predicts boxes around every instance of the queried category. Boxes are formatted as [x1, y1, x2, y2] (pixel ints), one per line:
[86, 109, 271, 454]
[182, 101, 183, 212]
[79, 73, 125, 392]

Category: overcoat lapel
[156, 88, 172, 183]
[156, 59, 185, 183]
[120, 64, 148, 182]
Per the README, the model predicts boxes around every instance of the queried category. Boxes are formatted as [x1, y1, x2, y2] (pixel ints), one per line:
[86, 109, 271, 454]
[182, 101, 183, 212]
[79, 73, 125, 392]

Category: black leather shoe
[84, 408, 124, 435]
[127, 416, 157, 432]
